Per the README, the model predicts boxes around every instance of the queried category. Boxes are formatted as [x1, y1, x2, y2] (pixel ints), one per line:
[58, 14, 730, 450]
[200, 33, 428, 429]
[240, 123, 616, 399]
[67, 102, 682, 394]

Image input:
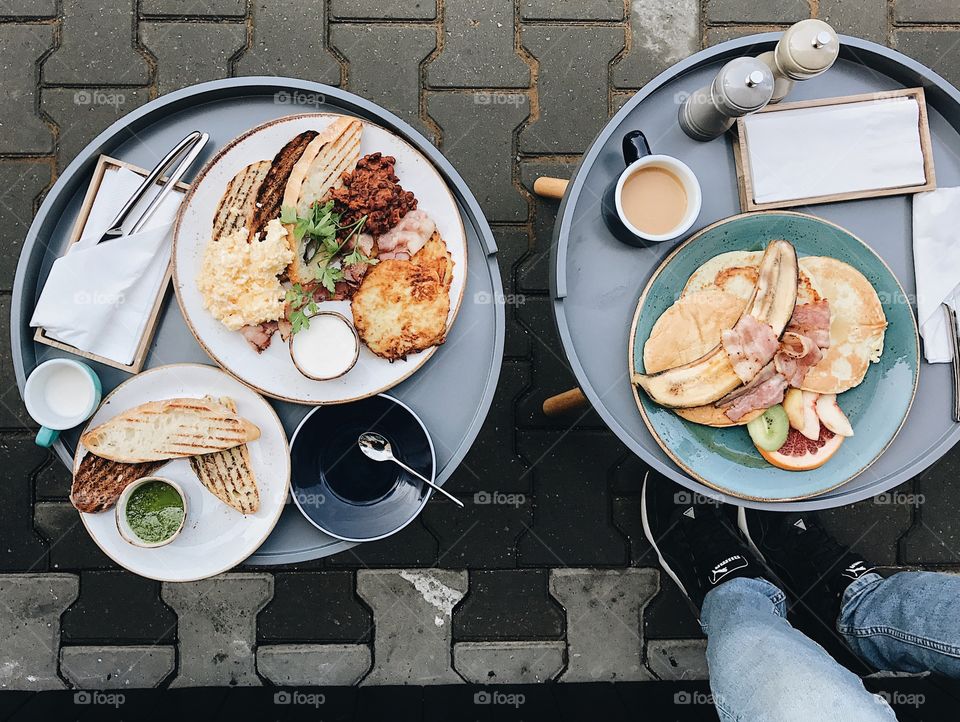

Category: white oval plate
[173, 113, 468, 405]
[75, 364, 290, 581]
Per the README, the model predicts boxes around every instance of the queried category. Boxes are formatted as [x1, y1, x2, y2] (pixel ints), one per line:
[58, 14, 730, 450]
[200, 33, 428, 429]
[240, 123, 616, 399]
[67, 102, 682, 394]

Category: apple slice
[784, 389, 820, 440]
[816, 394, 854, 437]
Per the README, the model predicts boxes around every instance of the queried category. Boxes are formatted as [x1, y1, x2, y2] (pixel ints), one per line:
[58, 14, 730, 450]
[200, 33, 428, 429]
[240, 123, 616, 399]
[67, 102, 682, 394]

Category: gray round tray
[12, 77, 504, 564]
[551, 34, 960, 511]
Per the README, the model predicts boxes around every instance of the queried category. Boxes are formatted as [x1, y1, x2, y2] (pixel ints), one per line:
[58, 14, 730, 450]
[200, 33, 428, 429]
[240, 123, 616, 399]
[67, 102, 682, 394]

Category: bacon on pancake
[785, 300, 831, 349]
[721, 315, 780, 384]
[775, 331, 824, 387]
[716, 362, 789, 422]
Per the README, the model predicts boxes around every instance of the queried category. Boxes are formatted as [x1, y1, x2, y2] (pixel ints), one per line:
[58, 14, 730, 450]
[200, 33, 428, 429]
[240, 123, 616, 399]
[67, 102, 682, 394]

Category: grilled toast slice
[283, 117, 363, 283]
[213, 160, 271, 241]
[247, 129, 319, 241]
[189, 397, 260, 515]
[70, 456, 166, 513]
[80, 397, 261, 463]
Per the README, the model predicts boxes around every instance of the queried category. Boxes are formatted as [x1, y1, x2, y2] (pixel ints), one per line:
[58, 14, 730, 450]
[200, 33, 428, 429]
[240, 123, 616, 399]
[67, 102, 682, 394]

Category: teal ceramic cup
[23, 359, 102, 447]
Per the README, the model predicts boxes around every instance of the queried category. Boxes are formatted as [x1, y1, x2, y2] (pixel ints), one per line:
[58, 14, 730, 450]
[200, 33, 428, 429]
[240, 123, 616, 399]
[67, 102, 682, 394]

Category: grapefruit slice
[756, 426, 843, 471]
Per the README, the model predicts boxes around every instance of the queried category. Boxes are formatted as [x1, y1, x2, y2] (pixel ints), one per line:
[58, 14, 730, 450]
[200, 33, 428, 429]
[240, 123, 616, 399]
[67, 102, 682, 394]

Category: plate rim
[75, 362, 292, 581]
[171, 111, 468, 405]
[627, 210, 921, 502]
[287, 392, 436, 542]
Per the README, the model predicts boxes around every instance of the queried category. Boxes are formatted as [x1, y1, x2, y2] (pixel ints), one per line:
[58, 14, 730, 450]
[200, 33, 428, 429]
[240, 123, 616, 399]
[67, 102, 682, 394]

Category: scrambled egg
[197, 218, 293, 331]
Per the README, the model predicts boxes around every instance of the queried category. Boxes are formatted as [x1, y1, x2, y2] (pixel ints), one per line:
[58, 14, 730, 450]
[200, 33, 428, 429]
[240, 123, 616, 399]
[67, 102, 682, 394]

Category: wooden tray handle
[533, 177, 569, 200]
[542, 387, 588, 416]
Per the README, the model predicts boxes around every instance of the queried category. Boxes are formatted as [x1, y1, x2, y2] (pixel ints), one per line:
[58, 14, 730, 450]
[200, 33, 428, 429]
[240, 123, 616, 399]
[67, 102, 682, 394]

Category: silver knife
[944, 303, 960, 422]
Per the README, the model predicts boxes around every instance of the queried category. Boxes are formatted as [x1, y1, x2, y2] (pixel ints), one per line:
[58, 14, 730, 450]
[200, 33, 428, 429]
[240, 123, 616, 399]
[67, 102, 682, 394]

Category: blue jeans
[701, 572, 960, 721]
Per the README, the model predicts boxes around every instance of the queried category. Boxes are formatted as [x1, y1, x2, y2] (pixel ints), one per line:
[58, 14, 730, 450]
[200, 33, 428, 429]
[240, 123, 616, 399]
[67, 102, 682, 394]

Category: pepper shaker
[679, 57, 775, 142]
[758, 19, 839, 104]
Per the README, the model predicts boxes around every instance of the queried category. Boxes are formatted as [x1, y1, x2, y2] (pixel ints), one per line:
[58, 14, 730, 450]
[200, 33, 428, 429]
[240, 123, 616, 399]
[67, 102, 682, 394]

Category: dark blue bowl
[289, 394, 435, 542]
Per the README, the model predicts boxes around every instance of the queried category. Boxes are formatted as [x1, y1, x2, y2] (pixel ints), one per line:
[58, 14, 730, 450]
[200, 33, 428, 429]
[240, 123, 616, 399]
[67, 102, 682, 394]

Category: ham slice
[377, 209, 435, 260]
[785, 300, 831, 349]
[717, 363, 789, 422]
[721, 314, 780, 384]
[240, 321, 278, 353]
[775, 331, 823, 387]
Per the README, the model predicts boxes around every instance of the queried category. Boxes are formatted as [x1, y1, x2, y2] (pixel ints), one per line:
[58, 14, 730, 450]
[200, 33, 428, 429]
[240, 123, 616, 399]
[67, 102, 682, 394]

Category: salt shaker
[758, 19, 839, 104]
[679, 57, 775, 142]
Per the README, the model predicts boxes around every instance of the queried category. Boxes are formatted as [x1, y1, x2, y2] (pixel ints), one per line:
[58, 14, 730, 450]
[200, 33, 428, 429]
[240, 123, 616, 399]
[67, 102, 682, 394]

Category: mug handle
[36, 427, 59, 448]
[622, 130, 652, 166]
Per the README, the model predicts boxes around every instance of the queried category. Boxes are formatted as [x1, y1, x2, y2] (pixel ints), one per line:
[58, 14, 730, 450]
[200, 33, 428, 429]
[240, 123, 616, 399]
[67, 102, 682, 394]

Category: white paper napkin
[913, 187, 960, 363]
[743, 97, 927, 204]
[30, 166, 184, 366]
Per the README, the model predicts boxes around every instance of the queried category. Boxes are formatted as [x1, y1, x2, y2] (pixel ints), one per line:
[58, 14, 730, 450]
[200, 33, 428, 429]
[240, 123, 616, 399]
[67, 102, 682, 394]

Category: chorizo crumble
[329, 152, 418, 237]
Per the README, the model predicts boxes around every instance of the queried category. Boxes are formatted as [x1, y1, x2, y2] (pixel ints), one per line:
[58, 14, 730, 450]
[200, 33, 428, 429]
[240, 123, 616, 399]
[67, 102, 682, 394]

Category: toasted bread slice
[213, 160, 271, 241]
[247, 129, 319, 241]
[70, 456, 166, 513]
[80, 397, 261, 463]
[351, 233, 453, 361]
[283, 117, 363, 284]
[189, 397, 259, 515]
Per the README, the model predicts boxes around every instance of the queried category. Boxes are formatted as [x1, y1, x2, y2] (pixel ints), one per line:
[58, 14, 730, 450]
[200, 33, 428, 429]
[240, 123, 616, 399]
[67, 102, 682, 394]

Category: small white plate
[74, 364, 290, 581]
[173, 113, 468, 405]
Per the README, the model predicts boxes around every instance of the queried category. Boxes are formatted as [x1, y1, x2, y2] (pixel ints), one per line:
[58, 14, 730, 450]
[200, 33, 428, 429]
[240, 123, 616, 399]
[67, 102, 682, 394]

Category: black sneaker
[641, 475, 761, 612]
[738, 507, 874, 622]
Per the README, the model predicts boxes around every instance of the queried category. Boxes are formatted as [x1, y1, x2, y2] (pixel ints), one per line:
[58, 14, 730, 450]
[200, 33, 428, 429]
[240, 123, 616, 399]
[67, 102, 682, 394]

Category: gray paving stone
[453, 640, 564, 683]
[423, 492, 531, 569]
[141, 21, 247, 95]
[42, 88, 149, 171]
[549, 568, 659, 682]
[521, 0, 623, 21]
[821, 0, 887, 44]
[901, 445, 960, 566]
[705, 0, 809, 23]
[0, 436, 49, 571]
[62, 571, 175, 644]
[0, 1, 56, 13]
[0, 573, 78, 690]
[34, 501, 115, 570]
[161, 573, 273, 687]
[43, 1, 149, 85]
[331, 0, 436, 20]
[257, 644, 371, 686]
[327, 518, 438, 567]
[454, 569, 564, 641]
[428, 0, 529, 88]
[0, 297, 34, 430]
[257, 571, 372, 644]
[646, 639, 708, 681]
[517, 158, 578, 294]
[895, 30, 960, 91]
[358, 568, 466, 685]
[0, 160, 52, 291]
[644, 581, 702, 639]
[234, 0, 340, 84]
[490, 229, 534, 358]
[706, 25, 777, 48]
[519, 25, 624, 154]
[141, 0, 246, 15]
[0, 24, 54, 155]
[428, 91, 529, 222]
[60, 646, 174, 689]
[35, 454, 72, 499]
[895, 1, 960, 24]
[819, 489, 915, 567]
[613, 0, 699, 88]
[332, 23, 435, 140]
[613, 495, 656, 566]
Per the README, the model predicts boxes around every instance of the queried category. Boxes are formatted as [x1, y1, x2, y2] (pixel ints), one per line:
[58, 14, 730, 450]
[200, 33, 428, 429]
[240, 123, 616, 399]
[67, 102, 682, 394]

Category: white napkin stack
[743, 97, 927, 205]
[30, 167, 184, 366]
[913, 187, 960, 363]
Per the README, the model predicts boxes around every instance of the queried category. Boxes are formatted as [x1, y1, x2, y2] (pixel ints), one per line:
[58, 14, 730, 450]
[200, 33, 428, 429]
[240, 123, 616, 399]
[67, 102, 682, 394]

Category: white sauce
[291, 314, 358, 379]
[44, 365, 93, 420]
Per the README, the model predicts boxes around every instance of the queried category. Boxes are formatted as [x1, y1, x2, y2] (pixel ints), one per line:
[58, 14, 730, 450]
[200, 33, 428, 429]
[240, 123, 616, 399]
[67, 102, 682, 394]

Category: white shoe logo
[709, 555, 748, 584]
[842, 561, 869, 579]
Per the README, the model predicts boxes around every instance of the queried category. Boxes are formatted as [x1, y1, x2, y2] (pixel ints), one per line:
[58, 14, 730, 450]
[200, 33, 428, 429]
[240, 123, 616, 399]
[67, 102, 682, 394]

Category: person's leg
[641, 477, 895, 722]
[702, 576, 896, 722]
[839, 570, 960, 675]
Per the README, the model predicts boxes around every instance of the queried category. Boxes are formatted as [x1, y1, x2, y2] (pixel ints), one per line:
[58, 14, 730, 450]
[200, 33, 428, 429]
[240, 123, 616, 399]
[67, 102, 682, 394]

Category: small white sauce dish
[290, 311, 361, 381]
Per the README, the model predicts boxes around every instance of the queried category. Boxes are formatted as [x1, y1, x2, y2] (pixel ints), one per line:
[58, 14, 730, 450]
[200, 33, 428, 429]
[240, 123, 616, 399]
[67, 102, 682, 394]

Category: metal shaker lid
[713, 57, 775, 114]
[775, 19, 839, 79]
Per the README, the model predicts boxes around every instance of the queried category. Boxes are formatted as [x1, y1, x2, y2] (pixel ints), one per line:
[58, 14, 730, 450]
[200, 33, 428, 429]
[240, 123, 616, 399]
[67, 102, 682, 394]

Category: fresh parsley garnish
[285, 284, 318, 333]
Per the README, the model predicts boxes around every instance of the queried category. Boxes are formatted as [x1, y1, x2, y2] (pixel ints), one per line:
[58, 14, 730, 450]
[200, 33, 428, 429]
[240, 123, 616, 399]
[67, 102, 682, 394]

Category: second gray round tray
[12, 78, 504, 564]
[552, 34, 960, 511]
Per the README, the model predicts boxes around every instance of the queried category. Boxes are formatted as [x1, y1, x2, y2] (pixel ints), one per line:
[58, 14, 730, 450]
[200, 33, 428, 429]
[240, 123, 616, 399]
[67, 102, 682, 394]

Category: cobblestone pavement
[1, 0, 960, 691]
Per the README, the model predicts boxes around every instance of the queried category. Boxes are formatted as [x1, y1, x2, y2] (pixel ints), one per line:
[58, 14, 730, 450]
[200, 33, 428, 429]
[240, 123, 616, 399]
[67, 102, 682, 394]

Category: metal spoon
[358, 432, 464, 507]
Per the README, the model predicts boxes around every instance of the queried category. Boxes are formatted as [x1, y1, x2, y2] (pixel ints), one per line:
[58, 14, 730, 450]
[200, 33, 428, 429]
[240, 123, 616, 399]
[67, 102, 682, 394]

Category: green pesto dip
[125, 480, 184, 544]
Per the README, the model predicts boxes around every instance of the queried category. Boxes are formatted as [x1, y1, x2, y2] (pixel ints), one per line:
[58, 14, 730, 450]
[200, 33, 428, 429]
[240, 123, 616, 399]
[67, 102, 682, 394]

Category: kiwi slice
[747, 404, 789, 452]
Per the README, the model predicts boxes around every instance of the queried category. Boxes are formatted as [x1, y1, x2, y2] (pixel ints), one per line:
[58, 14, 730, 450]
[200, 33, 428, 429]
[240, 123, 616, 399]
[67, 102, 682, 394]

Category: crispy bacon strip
[721, 315, 780, 384]
[775, 331, 823, 387]
[717, 362, 789, 422]
[785, 300, 831, 349]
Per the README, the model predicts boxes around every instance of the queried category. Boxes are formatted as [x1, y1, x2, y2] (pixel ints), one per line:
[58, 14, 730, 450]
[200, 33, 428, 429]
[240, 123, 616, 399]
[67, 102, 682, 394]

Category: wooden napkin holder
[732, 87, 936, 212]
[33, 155, 190, 373]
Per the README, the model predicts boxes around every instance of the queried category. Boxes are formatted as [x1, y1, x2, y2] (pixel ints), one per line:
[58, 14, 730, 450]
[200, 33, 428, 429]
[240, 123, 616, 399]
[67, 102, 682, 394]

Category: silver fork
[944, 303, 960, 422]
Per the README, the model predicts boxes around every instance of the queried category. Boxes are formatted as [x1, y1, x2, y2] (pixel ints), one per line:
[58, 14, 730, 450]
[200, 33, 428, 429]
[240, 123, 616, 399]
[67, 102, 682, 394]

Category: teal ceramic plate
[628, 212, 919, 502]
